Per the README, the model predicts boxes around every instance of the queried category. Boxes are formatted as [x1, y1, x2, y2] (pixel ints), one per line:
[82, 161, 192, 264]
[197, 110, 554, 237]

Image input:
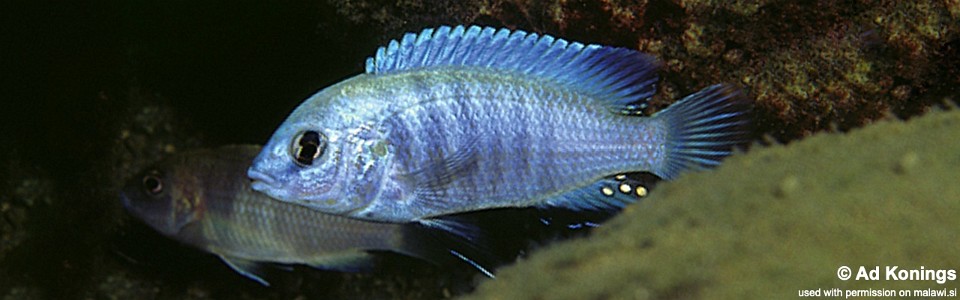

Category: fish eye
[142, 174, 163, 195]
[292, 130, 326, 166]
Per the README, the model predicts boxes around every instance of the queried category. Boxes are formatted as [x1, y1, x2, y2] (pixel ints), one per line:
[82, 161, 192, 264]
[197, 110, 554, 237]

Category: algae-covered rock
[466, 109, 960, 300]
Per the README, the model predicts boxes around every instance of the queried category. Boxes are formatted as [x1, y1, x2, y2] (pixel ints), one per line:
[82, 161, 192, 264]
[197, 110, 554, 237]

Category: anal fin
[540, 178, 642, 211]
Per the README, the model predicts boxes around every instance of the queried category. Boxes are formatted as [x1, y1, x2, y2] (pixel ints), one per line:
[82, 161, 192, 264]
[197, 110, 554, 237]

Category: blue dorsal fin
[365, 25, 660, 111]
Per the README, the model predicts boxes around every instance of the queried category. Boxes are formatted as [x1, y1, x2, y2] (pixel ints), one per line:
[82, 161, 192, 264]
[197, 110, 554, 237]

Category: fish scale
[379, 71, 656, 210]
[248, 25, 751, 226]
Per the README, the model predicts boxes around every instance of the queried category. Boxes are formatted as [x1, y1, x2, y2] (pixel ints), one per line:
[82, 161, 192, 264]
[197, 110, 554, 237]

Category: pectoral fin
[398, 136, 481, 208]
[218, 255, 271, 286]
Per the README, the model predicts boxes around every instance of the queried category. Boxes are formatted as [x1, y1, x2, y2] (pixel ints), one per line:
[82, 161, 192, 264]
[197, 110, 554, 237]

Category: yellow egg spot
[635, 186, 648, 198]
[600, 186, 615, 196]
[615, 174, 627, 181]
[619, 183, 632, 194]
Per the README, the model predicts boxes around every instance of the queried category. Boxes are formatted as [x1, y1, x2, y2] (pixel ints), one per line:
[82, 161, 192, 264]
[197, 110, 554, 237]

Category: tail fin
[397, 216, 499, 278]
[653, 84, 751, 180]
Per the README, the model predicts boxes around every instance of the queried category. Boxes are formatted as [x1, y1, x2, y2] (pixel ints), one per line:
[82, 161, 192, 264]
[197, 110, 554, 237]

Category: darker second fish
[120, 145, 491, 285]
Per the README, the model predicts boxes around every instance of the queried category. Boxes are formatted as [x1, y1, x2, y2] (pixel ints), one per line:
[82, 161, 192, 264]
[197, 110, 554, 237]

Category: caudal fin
[653, 84, 751, 180]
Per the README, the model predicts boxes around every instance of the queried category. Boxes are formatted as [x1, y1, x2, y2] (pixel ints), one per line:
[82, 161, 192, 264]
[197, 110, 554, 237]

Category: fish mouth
[119, 192, 130, 207]
[118, 192, 135, 214]
[118, 191, 147, 221]
[248, 169, 280, 191]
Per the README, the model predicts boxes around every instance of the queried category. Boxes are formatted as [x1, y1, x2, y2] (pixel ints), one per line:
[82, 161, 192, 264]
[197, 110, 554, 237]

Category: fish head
[247, 111, 372, 214]
[121, 157, 206, 237]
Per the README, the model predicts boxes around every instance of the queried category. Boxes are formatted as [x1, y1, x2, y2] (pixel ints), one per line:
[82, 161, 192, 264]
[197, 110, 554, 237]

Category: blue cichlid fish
[121, 145, 492, 285]
[248, 25, 751, 226]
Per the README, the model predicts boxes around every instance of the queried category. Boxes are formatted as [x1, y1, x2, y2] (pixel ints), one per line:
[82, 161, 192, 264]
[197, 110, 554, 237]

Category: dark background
[0, 1, 438, 298]
[2, 1, 370, 156]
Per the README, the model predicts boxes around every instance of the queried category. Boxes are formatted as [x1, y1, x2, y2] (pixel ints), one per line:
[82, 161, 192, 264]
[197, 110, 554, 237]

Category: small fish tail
[397, 216, 499, 278]
[653, 84, 751, 180]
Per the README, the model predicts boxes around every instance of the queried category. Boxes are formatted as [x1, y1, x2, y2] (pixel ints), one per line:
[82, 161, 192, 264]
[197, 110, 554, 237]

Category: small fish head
[248, 116, 374, 215]
[121, 161, 204, 237]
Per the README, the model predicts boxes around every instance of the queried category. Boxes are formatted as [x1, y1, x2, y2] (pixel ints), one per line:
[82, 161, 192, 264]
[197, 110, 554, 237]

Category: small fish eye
[293, 130, 326, 166]
[142, 175, 163, 195]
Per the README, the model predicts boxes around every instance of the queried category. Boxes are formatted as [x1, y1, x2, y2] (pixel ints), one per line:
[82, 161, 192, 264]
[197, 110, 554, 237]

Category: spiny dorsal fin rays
[365, 25, 660, 113]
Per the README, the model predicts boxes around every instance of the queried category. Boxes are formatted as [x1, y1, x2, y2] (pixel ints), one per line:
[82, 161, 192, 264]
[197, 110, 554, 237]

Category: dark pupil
[143, 176, 162, 194]
[296, 131, 324, 166]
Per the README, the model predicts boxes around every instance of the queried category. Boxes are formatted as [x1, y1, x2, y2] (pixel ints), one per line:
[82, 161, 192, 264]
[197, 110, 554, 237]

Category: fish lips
[118, 185, 148, 218]
[118, 188, 178, 236]
[247, 168, 317, 204]
[119, 190, 133, 209]
[247, 168, 287, 198]
[248, 167, 364, 215]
